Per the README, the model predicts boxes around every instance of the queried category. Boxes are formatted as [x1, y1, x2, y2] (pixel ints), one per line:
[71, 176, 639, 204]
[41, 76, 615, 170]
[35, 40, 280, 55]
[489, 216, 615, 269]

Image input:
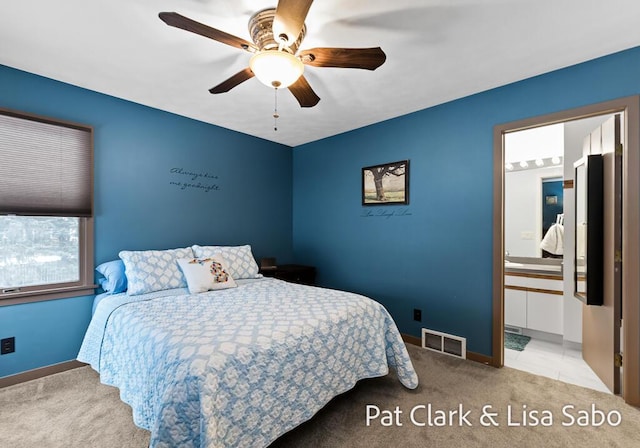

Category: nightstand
[260, 264, 316, 285]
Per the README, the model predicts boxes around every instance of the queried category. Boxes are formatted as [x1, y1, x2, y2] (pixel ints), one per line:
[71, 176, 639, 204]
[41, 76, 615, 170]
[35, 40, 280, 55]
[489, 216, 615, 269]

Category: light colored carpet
[1, 344, 639, 448]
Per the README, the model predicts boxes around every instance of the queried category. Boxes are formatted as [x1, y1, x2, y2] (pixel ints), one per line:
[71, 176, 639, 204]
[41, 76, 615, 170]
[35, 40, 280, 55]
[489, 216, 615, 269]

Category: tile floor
[504, 337, 611, 393]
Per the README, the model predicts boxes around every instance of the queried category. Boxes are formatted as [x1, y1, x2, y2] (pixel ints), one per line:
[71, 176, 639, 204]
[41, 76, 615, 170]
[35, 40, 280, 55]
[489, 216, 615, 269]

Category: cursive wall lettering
[361, 208, 412, 219]
[169, 167, 220, 193]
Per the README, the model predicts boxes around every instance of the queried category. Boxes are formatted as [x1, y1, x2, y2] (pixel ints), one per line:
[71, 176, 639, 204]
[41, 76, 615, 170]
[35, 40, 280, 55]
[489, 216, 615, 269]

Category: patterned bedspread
[78, 277, 418, 447]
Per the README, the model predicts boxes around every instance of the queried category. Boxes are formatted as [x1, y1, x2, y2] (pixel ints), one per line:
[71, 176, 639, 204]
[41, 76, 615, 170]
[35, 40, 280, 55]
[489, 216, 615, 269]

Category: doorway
[492, 97, 640, 406]
[541, 177, 563, 256]
[503, 120, 608, 392]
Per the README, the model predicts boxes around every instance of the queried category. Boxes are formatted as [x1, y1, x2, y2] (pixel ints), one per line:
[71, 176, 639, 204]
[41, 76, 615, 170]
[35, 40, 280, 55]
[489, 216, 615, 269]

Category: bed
[78, 247, 418, 448]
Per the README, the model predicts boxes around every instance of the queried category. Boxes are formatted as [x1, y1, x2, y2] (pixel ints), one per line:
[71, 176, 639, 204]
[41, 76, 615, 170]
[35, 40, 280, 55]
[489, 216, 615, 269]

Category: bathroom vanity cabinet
[504, 272, 564, 335]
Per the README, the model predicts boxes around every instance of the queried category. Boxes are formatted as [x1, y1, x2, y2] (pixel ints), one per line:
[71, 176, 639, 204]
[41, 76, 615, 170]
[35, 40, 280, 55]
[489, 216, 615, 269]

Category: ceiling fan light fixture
[249, 50, 304, 89]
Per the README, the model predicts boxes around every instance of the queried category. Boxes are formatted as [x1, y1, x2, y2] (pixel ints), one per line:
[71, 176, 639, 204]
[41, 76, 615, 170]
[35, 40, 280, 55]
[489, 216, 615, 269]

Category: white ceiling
[2, 0, 640, 147]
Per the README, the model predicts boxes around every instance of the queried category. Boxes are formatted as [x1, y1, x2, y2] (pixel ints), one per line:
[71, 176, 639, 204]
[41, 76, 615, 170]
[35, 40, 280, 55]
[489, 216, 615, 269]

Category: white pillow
[192, 245, 260, 279]
[177, 256, 237, 294]
[119, 247, 193, 295]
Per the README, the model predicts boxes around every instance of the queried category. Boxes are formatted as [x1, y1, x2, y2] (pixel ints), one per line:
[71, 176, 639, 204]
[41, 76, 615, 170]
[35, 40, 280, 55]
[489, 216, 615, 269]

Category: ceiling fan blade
[288, 75, 320, 108]
[159, 12, 257, 53]
[273, 0, 314, 45]
[209, 68, 255, 94]
[299, 47, 386, 70]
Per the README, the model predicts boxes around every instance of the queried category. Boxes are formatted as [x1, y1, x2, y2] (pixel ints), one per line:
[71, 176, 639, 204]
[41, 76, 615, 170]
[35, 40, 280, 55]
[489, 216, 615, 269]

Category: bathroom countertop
[504, 257, 563, 278]
[505, 266, 563, 278]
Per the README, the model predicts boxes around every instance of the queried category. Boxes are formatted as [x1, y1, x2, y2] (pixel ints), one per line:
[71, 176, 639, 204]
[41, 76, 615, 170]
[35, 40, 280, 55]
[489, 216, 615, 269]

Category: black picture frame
[362, 160, 409, 206]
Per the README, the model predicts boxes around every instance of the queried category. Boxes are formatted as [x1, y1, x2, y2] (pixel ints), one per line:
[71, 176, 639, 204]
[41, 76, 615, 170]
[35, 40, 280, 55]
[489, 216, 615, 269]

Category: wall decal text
[169, 167, 220, 193]
[361, 208, 412, 219]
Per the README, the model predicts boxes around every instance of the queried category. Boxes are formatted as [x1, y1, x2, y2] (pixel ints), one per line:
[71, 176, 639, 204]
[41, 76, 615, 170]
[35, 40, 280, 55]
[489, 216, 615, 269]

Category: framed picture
[362, 160, 409, 206]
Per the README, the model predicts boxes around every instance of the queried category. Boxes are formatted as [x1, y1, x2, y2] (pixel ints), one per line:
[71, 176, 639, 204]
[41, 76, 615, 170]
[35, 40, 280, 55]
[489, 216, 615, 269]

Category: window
[0, 108, 94, 305]
[1, 216, 80, 287]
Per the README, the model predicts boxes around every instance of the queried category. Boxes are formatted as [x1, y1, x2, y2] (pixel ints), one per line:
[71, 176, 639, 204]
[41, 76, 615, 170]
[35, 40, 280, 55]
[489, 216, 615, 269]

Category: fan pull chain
[273, 87, 279, 131]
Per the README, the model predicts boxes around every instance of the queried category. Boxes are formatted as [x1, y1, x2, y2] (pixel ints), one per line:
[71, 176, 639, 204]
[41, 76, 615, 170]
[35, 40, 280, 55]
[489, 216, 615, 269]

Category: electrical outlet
[1, 337, 15, 355]
[413, 309, 422, 322]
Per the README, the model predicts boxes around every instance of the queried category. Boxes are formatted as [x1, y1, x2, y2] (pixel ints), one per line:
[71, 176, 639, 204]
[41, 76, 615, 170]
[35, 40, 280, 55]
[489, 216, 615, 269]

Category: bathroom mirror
[573, 154, 603, 305]
[504, 124, 565, 260]
[504, 165, 564, 258]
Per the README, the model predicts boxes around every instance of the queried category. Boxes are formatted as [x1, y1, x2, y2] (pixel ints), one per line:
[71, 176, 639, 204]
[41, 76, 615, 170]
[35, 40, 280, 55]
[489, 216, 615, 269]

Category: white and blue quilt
[78, 278, 418, 448]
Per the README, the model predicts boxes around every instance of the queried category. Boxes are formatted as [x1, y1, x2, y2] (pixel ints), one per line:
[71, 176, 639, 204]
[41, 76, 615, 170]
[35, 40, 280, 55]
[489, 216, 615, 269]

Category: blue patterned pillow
[192, 245, 260, 279]
[119, 247, 193, 295]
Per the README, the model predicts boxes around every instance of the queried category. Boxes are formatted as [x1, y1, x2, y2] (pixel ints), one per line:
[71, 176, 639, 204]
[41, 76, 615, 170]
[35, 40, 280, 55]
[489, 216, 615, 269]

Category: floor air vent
[421, 328, 466, 359]
[504, 325, 523, 335]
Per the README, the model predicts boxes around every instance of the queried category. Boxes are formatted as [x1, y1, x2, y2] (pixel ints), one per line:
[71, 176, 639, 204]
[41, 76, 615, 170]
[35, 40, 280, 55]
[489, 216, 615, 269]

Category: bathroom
[503, 113, 616, 393]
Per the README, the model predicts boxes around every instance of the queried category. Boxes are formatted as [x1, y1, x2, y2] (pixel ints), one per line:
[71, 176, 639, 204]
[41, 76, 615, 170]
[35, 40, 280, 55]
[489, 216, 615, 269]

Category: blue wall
[3, 44, 640, 376]
[292, 46, 640, 357]
[0, 65, 292, 377]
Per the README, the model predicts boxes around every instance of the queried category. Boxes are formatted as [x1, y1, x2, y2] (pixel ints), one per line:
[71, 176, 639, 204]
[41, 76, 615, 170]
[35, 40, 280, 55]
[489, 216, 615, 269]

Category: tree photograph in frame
[362, 160, 409, 205]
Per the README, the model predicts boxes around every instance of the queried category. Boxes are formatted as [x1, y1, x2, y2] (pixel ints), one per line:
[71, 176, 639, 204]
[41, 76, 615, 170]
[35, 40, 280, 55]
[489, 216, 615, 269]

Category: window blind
[0, 109, 93, 217]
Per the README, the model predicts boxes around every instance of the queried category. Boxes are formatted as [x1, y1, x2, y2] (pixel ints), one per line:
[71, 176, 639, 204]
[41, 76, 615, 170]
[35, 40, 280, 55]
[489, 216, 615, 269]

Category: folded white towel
[540, 223, 564, 255]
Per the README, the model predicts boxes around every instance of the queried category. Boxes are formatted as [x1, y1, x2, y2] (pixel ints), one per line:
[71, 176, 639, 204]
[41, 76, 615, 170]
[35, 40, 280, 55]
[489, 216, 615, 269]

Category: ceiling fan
[159, 0, 386, 108]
